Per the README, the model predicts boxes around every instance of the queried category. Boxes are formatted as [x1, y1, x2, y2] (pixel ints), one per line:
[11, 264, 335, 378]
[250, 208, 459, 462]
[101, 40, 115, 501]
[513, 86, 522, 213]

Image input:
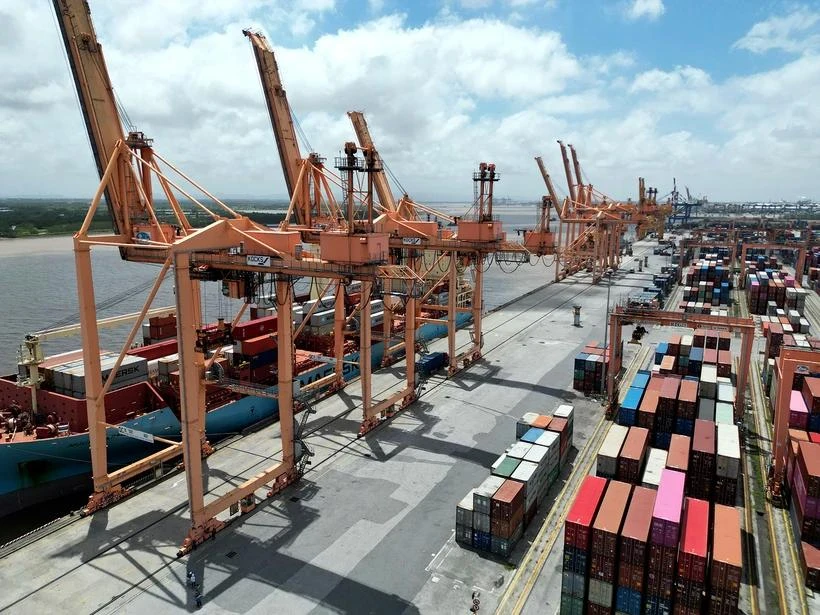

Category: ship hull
[0, 315, 470, 518]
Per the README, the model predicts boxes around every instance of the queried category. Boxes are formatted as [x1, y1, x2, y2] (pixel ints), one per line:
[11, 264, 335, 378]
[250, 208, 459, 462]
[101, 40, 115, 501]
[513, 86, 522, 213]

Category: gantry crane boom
[242, 29, 303, 202]
[557, 140, 577, 204]
[535, 156, 559, 207]
[348, 111, 396, 211]
[53, 0, 149, 237]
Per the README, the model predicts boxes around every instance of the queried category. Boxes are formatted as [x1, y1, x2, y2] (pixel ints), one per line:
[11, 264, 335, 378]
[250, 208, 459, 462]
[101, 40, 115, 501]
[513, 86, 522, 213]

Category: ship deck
[0, 241, 665, 615]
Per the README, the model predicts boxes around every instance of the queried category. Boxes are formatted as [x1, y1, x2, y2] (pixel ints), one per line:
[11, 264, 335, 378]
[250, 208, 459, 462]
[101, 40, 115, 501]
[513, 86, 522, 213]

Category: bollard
[573, 305, 582, 327]
[644, 255, 649, 267]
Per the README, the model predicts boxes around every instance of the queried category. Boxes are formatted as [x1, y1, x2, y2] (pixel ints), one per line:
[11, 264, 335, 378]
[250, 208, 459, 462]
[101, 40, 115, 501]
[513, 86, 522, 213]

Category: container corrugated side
[473, 475, 505, 516]
[565, 476, 608, 550]
[642, 448, 667, 489]
[716, 423, 741, 479]
[598, 423, 629, 479]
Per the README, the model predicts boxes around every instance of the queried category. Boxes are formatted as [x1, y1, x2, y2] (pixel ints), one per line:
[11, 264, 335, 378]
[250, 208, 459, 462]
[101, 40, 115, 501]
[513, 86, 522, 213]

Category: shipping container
[666, 434, 691, 474]
[676, 498, 709, 602]
[618, 427, 650, 485]
[589, 481, 632, 610]
[565, 476, 608, 550]
[598, 423, 629, 479]
[473, 475, 505, 516]
[690, 420, 716, 500]
[642, 448, 667, 490]
[710, 504, 742, 610]
[520, 427, 547, 444]
[516, 412, 540, 438]
[507, 440, 533, 462]
[456, 489, 476, 529]
[651, 469, 686, 548]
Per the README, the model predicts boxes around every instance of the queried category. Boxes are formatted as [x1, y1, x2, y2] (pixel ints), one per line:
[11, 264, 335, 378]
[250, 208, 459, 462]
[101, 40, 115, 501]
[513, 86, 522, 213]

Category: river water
[0, 204, 553, 374]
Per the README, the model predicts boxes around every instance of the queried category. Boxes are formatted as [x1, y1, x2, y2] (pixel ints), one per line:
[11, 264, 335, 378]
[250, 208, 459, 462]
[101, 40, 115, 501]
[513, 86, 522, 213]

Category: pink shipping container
[651, 469, 686, 548]
[790, 390, 810, 430]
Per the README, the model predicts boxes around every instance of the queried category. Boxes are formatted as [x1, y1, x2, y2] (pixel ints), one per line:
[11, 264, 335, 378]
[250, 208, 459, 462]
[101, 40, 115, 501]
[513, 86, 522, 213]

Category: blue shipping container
[615, 586, 642, 615]
[633, 372, 650, 390]
[521, 427, 546, 444]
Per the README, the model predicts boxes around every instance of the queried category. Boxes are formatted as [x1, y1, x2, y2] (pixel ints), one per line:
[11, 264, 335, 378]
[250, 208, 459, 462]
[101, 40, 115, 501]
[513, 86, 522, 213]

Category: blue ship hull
[0, 314, 471, 515]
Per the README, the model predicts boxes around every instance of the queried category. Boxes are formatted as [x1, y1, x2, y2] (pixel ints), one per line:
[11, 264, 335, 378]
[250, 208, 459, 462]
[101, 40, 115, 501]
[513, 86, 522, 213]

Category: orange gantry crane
[55, 0, 422, 552]
[532, 142, 666, 284]
[244, 32, 529, 380]
[605, 305, 755, 420]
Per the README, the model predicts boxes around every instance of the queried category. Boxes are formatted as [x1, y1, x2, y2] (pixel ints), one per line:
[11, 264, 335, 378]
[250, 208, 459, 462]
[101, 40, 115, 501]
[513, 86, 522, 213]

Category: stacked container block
[562, 476, 608, 615]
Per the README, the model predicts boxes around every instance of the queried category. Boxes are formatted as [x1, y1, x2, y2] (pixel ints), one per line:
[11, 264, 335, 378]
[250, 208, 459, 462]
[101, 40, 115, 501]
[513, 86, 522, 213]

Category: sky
[1, 0, 819, 203]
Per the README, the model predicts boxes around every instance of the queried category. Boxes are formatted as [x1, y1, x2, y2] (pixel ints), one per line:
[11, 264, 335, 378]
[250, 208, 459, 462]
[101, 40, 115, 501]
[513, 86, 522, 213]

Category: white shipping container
[523, 443, 549, 467]
[641, 448, 667, 489]
[718, 383, 736, 404]
[699, 365, 718, 399]
[535, 430, 559, 451]
[473, 475, 505, 516]
[554, 404, 575, 424]
[511, 460, 540, 503]
[456, 489, 475, 527]
[507, 441, 533, 461]
[597, 424, 629, 479]
[516, 412, 539, 439]
[717, 423, 741, 479]
[310, 309, 336, 327]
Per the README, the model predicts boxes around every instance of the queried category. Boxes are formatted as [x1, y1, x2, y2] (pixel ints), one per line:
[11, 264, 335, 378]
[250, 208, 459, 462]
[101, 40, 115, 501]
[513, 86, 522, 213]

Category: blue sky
[2, 0, 820, 202]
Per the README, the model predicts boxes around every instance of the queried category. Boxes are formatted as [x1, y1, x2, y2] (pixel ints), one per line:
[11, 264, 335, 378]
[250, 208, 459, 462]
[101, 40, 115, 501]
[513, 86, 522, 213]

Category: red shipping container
[237, 333, 277, 356]
[711, 504, 742, 596]
[667, 434, 691, 474]
[590, 481, 632, 584]
[491, 479, 525, 522]
[638, 390, 659, 430]
[659, 378, 680, 415]
[693, 328, 706, 347]
[677, 498, 709, 582]
[803, 377, 820, 414]
[233, 315, 278, 341]
[703, 348, 718, 365]
[618, 486, 657, 591]
[547, 417, 569, 451]
[618, 427, 650, 484]
[127, 338, 178, 361]
[647, 375, 665, 393]
[801, 541, 820, 591]
[798, 440, 820, 499]
[677, 380, 698, 420]
[718, 331, 731, 351]
[565, 475, 608, 551]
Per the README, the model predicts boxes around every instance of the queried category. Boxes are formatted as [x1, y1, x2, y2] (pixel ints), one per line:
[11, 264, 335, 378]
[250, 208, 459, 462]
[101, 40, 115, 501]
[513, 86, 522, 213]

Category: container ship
[0, 281, 472, 517]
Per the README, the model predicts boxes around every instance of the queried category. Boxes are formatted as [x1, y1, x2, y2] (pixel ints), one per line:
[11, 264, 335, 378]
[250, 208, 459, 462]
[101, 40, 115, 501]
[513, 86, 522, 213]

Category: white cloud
[625, 0, 665, 22]
[3, 0, 820, 204]
[733, 7, 820, 54]
[630, 66, 711, 93]
[368, 0, 385, 12]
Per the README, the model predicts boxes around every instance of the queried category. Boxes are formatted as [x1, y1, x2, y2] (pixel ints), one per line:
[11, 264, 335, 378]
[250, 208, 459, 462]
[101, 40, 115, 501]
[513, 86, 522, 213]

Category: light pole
[601, 267, 614, 394]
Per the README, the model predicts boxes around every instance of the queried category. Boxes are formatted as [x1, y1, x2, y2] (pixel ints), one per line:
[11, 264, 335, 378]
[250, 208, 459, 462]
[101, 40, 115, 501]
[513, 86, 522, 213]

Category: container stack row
[760, 317, 818, 361]
[601, 417, 739, 508]
[455, 405, 574, 557]
[746, 270, 810, 316]
[678, 258, 733, 314]
[561, 473, 743, 615]
[573, 342, 610, 394]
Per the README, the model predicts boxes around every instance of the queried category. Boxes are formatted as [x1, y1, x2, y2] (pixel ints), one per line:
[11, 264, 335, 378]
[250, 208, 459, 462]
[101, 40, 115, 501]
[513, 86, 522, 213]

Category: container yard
[3, 1, 820, 614]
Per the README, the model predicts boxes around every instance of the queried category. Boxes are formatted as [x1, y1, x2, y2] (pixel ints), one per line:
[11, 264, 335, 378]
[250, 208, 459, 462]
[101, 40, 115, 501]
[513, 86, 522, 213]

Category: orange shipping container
[667, 434, 691, 474]
[711, 504, 742, 596]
